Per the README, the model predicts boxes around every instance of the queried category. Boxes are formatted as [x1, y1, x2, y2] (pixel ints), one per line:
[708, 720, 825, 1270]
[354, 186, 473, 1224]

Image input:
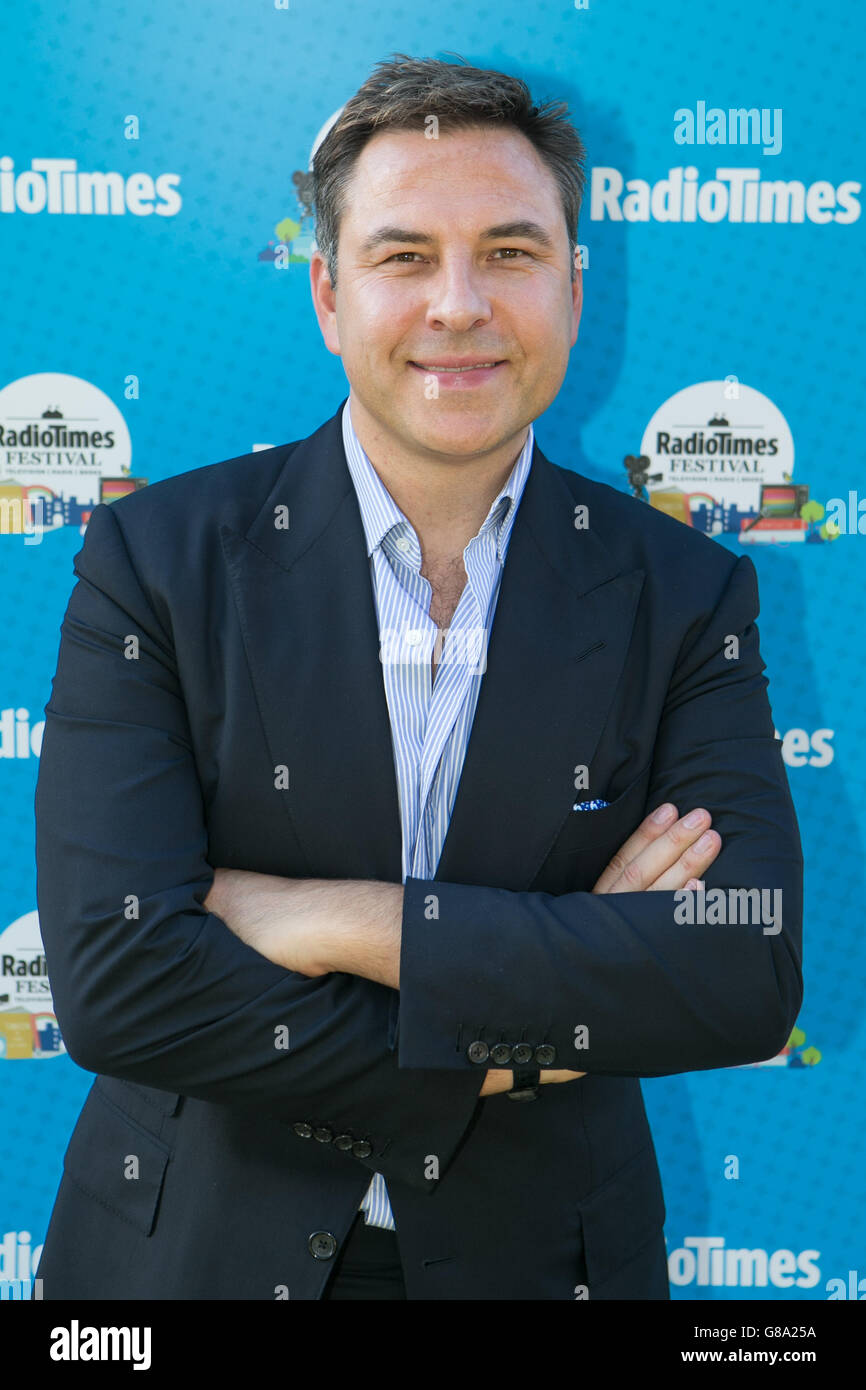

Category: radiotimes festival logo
[624, 381, 840, 546]
[0, 911, 65, 1060]
[0, 373, 146, 537]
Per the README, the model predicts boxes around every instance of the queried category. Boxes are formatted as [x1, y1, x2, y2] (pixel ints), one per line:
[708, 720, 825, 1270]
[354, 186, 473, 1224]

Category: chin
[418, 429, 502, 458]
[399, 415, 505, 457]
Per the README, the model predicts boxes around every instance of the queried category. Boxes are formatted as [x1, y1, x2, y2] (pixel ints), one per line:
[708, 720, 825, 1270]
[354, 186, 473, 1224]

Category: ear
[310, 250, 342, 357]
[570, 253, 584, 348]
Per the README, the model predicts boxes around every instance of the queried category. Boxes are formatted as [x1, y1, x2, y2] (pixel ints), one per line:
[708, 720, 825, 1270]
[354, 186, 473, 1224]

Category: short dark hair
[311, 52, 587, 289]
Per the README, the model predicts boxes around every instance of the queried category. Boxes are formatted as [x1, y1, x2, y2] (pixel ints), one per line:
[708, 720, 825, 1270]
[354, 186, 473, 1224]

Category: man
[33, 54, 803, 1301]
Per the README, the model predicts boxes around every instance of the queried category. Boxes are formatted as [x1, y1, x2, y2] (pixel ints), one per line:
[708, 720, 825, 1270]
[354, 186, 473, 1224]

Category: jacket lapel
[220, 400, 645, 892]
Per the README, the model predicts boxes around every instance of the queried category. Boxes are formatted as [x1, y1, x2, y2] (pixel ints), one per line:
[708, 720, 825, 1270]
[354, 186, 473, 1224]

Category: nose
[424, 253, 493, 334]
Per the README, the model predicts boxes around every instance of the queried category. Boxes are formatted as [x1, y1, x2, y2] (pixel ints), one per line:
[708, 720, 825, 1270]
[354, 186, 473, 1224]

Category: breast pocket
[549, 763, 654, 857]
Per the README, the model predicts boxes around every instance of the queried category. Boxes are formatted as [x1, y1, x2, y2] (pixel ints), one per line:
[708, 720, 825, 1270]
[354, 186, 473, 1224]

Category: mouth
[408, 360, 507, 385]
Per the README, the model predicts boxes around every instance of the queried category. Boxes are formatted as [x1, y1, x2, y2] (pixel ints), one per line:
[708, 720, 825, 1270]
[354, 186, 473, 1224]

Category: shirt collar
[340, 397, 534, 566]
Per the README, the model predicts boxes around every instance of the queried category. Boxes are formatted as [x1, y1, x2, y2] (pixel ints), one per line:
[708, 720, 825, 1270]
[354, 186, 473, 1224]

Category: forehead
[341, 125, 562, 228]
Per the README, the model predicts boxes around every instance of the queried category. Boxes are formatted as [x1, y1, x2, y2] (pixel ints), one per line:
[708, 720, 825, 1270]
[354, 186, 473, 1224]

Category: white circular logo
[639, 381, 795, 535]
[0, 372, 132, 533]
[0, 911, 65, 1059]
[309, 108, 344, 168]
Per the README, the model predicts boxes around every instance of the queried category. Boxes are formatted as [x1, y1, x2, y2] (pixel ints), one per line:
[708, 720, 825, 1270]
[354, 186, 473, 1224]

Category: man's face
[310, 124, 583, 462]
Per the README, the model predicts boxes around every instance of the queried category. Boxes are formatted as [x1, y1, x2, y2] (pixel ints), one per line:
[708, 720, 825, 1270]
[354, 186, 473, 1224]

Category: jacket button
[512, 1043, 533, 1065]
[467, 1040, 489, 1063]
[293, 1122, 313, 1138]
[313, 1126, 333, 1143]
[351, 1139, 373, 1159]
[333, 1133, 354, 1151]
[490, 1042, 514, 1065]
[308, 1231, 338, 1260]
[534, 1044, 556, 1066]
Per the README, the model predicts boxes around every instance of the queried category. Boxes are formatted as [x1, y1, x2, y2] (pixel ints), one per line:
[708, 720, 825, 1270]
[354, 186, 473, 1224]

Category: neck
[348, 392, 529, 560]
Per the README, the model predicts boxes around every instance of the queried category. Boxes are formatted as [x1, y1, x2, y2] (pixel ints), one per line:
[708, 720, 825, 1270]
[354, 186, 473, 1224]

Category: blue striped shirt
[340, 397, 535, 1229]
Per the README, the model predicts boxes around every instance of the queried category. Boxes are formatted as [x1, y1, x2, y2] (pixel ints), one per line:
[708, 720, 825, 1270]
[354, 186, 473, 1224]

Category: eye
[491, 247, 532, 259]
[384, 251, 425, 263]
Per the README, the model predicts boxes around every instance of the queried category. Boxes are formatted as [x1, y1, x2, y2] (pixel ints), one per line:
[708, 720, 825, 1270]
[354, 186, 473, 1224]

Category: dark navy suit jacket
[33, 397, 804, 1300]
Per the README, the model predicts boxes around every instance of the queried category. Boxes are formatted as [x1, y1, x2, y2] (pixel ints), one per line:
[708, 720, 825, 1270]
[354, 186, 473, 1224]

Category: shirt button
[308, 1231, 338, 1260]
[467, 1040, 489, 1064]
[395, 537, 411, 552]
[404, 629, 423, 645]
[512, 1044, 534, 1065]
[490, 1042, 514, 1065]
[333, 1133, 354, 1151]
[313, 1126, 333, 1144]
[534, 1044, 557, 1066]
[293, 1122, 313, 1139]
[351, 1139, 373, 1159]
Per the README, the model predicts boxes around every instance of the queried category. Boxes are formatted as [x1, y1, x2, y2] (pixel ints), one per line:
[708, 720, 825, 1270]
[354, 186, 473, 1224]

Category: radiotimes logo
[0, 1231, 43, 1296]
[0, 373, 146, 537]
[591, 166, 859, 224]
[595, 102, 858, 225]
[668, 1241, 866, 1298]
[626, 381, 838, 546]
[0, 158, 181, 216]
[667, 1237, 821, 1290]
[0, 910, 65, 1060]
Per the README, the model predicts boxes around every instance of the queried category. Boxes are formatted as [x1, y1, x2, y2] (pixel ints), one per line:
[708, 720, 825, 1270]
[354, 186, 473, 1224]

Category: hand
[591, 803, 720, 894]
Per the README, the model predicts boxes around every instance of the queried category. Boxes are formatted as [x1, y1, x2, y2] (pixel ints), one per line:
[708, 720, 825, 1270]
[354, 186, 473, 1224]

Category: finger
[596, 808, 715, 894]
[591, 802, 679, 894]
[648, 830, 722, 891]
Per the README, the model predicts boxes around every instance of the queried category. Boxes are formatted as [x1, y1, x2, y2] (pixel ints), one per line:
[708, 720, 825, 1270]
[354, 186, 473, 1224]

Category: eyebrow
[357, 219, 556, 257]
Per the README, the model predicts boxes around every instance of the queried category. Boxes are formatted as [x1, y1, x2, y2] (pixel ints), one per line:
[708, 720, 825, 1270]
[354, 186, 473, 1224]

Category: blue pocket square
[572, 798, 611, 811]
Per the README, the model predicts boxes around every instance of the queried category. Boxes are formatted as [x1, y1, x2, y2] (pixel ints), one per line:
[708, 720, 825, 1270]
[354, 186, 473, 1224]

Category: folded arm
[34, 502, 485, 1194]
[392, 555, 804, 1077]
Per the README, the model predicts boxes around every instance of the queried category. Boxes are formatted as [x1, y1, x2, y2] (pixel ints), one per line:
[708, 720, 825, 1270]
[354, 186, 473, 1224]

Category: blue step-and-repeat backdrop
[1, 0, 863, 1300]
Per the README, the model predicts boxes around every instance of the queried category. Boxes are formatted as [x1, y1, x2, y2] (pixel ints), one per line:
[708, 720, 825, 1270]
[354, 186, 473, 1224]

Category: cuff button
[467, 1040, 489, 1063]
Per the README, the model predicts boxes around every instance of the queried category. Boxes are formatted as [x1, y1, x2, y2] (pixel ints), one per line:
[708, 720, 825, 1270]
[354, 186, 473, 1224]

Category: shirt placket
[418, 528, 498, 876]
[379, 530, 437, 881]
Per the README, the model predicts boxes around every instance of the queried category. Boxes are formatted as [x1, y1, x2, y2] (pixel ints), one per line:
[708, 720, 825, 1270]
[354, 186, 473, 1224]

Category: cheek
[353, 294, 419, 356]
[509, 289, 571, 351]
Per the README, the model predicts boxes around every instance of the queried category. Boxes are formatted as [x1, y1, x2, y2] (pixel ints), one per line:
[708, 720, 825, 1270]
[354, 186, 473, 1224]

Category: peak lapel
[434, 444, 645, 890]
[219, 405, 403, 881]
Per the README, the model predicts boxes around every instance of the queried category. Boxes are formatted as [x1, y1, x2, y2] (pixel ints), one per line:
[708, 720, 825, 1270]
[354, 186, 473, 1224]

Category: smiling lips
[408, 358, 506, 382]
[410, 358, 504, 371]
